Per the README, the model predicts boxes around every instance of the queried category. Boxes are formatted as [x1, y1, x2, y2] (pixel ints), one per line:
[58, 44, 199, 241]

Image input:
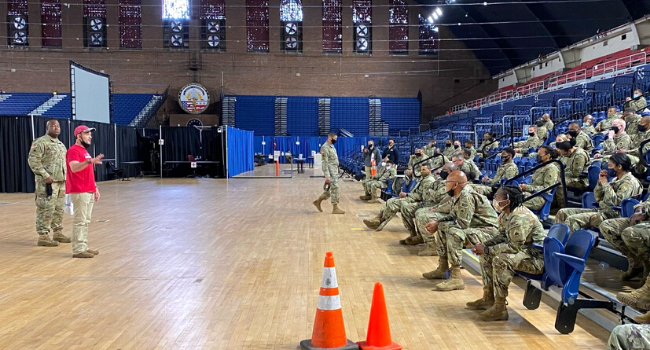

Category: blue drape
[227, 126, 255, 177]
[253, 136, 389, 162]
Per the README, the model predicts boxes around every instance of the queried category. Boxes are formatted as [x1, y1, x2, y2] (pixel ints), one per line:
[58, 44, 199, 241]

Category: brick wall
[0, 0, 497, 122]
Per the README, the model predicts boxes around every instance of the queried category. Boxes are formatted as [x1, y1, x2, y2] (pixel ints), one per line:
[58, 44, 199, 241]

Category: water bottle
[599, 261, 610, 269]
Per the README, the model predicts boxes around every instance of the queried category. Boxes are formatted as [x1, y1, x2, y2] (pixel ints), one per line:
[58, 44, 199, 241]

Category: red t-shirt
[66, 144, 96, 194]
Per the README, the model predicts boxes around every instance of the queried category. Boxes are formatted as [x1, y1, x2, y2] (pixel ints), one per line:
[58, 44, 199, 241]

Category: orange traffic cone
[300, 252, 359, 350]
[357, 283, 402, 350]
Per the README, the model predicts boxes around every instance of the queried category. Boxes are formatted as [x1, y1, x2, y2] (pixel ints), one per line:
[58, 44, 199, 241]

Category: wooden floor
[0, 164, 608, 350]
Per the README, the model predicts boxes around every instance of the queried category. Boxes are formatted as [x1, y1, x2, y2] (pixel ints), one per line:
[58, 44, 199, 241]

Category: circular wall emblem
[187, 118, 203, 127]
[179, 83, 210, 114]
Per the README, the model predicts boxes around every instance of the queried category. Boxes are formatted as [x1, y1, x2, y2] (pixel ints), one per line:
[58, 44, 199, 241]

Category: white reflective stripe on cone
[320, 267, 338, 289]
[317, 295, 342, 311]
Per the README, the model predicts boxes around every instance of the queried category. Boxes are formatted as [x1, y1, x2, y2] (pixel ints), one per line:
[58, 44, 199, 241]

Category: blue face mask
[583, 122, 590, 127]
[607, 168, 617, 178]
[634, 94, 640, 99]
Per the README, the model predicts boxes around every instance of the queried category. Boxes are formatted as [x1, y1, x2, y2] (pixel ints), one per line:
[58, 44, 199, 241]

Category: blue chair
[403, 179, 417, 193]
[529, 187, 557, 221]
[547, 223, 570, 245]
[587, 165, 601, 191]
[592, 133, 605, 147]
[582, 192, 598, 209]
[621, 198, 640, 218]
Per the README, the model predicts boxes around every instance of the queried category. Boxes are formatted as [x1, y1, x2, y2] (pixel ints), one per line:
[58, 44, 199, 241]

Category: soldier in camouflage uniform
[557, 139, 591, 189]
[398, 165, 438, 245]
[514, 126, 543, 157]
[414, 162, 455, 256]
[360, 160, 397, 203]
[405, 149, 427, 184]
[601, 186, 650, 281]
[442, 139, 458, 159]
[624, 89, 647, 112]
[541, 113, 554, 132]
[422, 171, 499, 292]
[558, 154, 642, 233]
[536, 119, 549, 142]
[464, 140, 477, 160]
[479, 133, 499, 160]
[452, 153, 480, 181]
[28, 119, 70, 247]
[624, 115, 650, 167]
[313, 132, 345, 214]
[363, 164, 435, 233]
[608, 323, 650, 349]
[422, 140, 437, 158]
[596, 119, 632, 161]
[475, 148, 519, 196]
[567, 122, 594, 153]
[582, 115, 597, 136]
[623, 108, 642, 138]
[596, 107, 621, 133]
[468, 186, 546, 321]
[519, 146, 561, 211]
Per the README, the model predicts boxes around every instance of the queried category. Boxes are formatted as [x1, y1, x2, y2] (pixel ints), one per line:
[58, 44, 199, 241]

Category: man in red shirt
[66, 125, 103, 258]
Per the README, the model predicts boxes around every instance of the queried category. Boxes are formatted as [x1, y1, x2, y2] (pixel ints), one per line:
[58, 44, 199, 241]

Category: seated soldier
[429, 148, 447, 169]
[422, 170, 499, 291]
[414, 162, 455, 256]
[600, 185, 650, 282]
[623, 107, 642, 138]
[567, 122, 594, 153]
[479, 132, 499, 160]
[360, 160, 397, 203]
[442, 139, 456, 158]
[624, 88, 647, 111]
[405, 148, 427, 183]
[452, 153, 480, 182]
[557, 138, 591, 189]
[400, 163, 450, 248]
[608, 323, 650, 348]
[464, 140, 477, 160]
[363, 164, 436, 233]
[541, 113, 554, 131]
[476, 147, 519, 196]
[514, 126, 543, 157]
[536, 118, 549, 142]
[556, 153, 642, 233]
[550, 134, 568, 149]
[620, 115, 650, 167]
[595, 119, 631, 160]
[582, 114, 597, 136]
[518, 146, 561, 211]
[596, 106, 621, 133]
[423, 139, 437, 157]
[468, 186, 545, 321]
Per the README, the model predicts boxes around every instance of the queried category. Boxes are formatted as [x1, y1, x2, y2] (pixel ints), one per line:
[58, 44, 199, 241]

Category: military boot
[376, 215, 394, 231]
[433, 266, 465, 291]
[363, 216, 382, 229]
[72, 252, 94, 258]
[634, 311, 650, 324]
[37, 234, 59, 247]
[359, 195, 371, 201]
[313, 195, 327, 213]
[332, 205, 345, 214]
[53, 232, 71, 243]
[478, 297, 509, 321]
[367, 194, 378, 204]
[466, 287, 495, 310]
[621, 256, 644, 281]
[423, 257, 448, 280]
[618, 276, 650, 310]
[418, 242, 438, 256]
[399, 234, 423, 245]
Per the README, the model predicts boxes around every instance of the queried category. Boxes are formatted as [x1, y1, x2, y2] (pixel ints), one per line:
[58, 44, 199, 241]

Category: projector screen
[70, 61, 111, 124]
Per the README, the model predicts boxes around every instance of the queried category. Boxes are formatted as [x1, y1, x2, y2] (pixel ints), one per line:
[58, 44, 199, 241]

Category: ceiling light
[465, 12, 468, 17]
[428, 16, 434, 23]
[483, 1, 487, 5]
[436, 7, 442, 16]
[434, 27, 439, 32]
[433, 13, 439, 20]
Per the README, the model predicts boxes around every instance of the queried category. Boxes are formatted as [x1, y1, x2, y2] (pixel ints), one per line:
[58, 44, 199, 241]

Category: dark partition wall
[0, 116, 35, 193]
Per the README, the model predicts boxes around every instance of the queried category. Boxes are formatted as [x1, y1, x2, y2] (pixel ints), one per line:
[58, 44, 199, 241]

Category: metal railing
[504, 159, 568, 208]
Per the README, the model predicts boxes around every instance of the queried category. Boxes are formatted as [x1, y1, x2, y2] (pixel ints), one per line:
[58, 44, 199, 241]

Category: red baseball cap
[74, 125, 96, 137]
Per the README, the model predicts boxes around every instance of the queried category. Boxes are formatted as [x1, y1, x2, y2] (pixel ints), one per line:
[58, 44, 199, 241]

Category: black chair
[106, 161, 125, 181]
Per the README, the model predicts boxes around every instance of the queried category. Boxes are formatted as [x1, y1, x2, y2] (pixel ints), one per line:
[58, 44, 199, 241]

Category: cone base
[357, 341, 402, 350]
[300, 339, 360, 350]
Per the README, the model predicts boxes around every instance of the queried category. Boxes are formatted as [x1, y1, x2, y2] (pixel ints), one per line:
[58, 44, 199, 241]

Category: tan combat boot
[467, 287, 495, 310]
[634, 311, 650, 324]
[399, 235, 423, 246]
[478, 297, 509, 321]
[37, 234, 59, 247]
[359, 195, 371, 201]
[621, 256, 644, 281]
[332, 205, 345, 214]
[418, 242, 438, 256]
[53, 232, 71, 243]
[618, 276, 650, 310]
[423, 257, 448, 280]
[367, 195, 378, 204]
[313, 195, 327, 213]
[86, 248, 99, 255]
[363, 216, 382, 229]
[72, 251, 94, 258]
[433, 266, 465, 291]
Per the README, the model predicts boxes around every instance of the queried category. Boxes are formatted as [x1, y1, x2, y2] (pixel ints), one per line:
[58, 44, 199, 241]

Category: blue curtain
[253, 136, 389, 163]
[227, 126, 255, 177]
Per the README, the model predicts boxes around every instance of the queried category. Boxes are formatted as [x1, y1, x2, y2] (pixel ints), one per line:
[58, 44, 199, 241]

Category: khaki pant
[365, 166, 372, 180]
[71, 192, 94, 254]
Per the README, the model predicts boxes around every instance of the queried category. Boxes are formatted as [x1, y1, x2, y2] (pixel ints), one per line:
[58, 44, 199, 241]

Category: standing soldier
[313, 133, 345, 214]
[28, 119, 70, 247]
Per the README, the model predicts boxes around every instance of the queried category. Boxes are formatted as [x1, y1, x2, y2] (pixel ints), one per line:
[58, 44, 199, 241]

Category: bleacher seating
[0, 93, 52, 116]
[111, 94, 156, 125]
[42, 95, 71, 118]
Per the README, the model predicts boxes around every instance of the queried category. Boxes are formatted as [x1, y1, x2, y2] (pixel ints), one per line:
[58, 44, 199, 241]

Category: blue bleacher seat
[529, 188, 556, 221]
[582, 192, 598, 209]
[587, 165, 601, 191]
[621, 198, 640, 218]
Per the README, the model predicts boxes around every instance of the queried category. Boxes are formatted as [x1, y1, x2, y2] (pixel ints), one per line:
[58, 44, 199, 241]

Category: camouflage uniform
[557, 172, 642, 232]
[374, 174, 434, 228]
[625, 96, 648, 112]
[601, 133, 632, 157]
[574, 131, 594, 153]
[600, 198, 650, 274]
[607, 324, 650, 350]
[363, 166, 397, 199]
[400, 174, 437, 237]
[406, 155, 426, 182]
[474, 161, 519, 196]
[442, 146, 457, 159]
[597, 114, 619, 133]
[537, 126, 549, 142]
[466, 146, 477, 161]
[583, 124, 597, 136]
[429, 154, 447, 170]
[434, 186, 499, 267]
[561, 147, 591, 189]
[481, 207, 545, 298]
[514, 135, 543, 154]
[28, 134, 67, 241]
[479, 140, 499, 159]
[544, 120, 554, 131]
[414, 178, 453, 245]
[423, 144, 437, 157]
[523, 162, 560, 211]
[627, 128, 650, 166]
[626, 114, 642, 138]
[457, 159, 481, 181]
[320, 142, 340, 204]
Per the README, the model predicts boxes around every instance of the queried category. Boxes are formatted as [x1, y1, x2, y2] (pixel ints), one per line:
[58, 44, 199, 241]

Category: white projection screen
[70, 61, 111, 123]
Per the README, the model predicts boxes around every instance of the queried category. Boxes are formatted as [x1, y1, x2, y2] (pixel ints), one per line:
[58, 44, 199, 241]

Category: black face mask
[454, 145, 459, 149]
[439, 171, 449, 180]
[536, 121, 545, 127]
[536, 154, 543, 163]
[610, 126, 620, 134]
[568, 130, 579, 138]
[446, 143, 452, 147]
[81, 140, 91, 149]
[415, 152, 422, 157]
[502, 155, 510, 163]
[446, 188, 455, 197]
[528, 133, 535, 137]
[368, 144, 373, 149]
[331, 139, 337, 145]
[638, 124, 648, 132]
